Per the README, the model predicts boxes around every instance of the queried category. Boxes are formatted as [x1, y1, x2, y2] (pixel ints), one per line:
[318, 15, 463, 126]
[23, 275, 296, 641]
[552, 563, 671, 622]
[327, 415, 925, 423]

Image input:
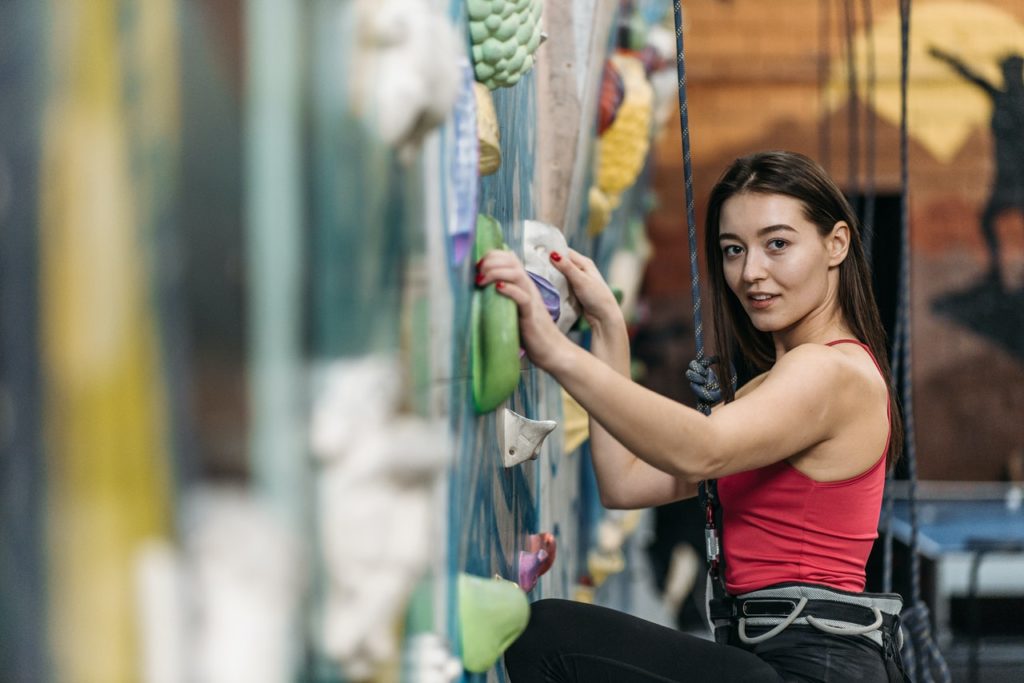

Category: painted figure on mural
[929, 47, 1024, 290]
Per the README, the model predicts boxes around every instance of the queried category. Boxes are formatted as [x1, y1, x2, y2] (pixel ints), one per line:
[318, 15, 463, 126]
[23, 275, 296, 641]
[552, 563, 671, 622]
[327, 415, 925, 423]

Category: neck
[772, 285, 852, 358]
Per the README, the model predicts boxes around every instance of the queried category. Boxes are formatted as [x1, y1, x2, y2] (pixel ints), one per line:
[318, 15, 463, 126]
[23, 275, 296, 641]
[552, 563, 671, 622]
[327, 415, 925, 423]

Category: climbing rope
[671, 0, 705, 373]
[818, 0, 832, 172]
[671, 1, 731, 611]
[889, 1, 951, 680]
[843, 0, 860, 215]
[861, 0, 878, 259]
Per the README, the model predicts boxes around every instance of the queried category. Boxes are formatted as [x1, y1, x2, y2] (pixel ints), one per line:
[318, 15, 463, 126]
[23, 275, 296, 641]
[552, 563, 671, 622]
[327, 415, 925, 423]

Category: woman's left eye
[768, 239, 788, 250]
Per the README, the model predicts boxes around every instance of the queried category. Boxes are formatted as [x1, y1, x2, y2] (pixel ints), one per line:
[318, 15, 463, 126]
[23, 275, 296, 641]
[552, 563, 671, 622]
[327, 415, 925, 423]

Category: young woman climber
[476, 151, 909, 682]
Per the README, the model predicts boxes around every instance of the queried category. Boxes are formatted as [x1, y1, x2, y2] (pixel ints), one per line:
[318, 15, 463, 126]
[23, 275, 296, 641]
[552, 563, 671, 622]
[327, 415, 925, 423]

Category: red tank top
[716, 339, 889, 594]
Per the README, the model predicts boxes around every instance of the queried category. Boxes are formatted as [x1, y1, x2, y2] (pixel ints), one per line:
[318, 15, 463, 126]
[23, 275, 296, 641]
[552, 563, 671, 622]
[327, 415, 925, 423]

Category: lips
[747, 293, 778, 310]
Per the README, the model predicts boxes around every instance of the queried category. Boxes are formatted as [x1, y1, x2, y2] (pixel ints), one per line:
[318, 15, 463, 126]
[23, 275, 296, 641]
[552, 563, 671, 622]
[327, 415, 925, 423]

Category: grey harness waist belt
[709, 583, 904, 650]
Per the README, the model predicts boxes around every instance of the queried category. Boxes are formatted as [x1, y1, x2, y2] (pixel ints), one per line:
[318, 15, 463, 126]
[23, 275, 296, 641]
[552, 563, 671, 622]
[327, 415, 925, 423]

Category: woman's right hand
[476, 250, 573, 372]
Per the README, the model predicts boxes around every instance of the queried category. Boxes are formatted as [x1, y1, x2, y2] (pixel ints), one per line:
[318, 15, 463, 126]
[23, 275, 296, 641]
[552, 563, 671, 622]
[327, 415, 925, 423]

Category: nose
[741, 251, 767, 284]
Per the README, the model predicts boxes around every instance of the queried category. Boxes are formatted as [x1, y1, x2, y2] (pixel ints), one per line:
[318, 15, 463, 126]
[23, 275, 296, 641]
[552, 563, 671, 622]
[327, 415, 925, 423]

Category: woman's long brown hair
[704, 151, 903, 468]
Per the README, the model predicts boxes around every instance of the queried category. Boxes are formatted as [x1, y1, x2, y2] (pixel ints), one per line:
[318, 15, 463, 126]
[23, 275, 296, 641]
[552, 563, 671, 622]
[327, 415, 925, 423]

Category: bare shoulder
[818, 341, 887, 387]
[771, 343, 848, 381]
[783, 342, 889, 479]
[735, 371, 768, 399]
[762, 342, 882, 403]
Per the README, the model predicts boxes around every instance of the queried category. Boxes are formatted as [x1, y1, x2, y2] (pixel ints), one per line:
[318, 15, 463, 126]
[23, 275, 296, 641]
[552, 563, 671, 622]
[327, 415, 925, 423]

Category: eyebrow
[718, 224, 799, 241]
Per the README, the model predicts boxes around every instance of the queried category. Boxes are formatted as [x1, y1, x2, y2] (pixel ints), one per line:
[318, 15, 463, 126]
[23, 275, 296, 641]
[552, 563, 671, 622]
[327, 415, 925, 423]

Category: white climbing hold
[403, 633, 463, 683]
[347, 0, 461, 163]
[499, 407, 556, 468]
[523, 220, 581, 334]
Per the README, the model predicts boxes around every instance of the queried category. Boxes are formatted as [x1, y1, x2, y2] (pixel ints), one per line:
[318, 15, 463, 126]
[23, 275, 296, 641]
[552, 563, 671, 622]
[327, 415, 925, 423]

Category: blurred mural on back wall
[835, 0, 1024, 482]
[648, 0, 1024, 483]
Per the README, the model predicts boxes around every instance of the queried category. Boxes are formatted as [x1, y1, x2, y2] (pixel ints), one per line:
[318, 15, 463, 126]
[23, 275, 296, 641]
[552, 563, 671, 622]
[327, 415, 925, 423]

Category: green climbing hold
[472, 215, 520, 414]
[458, 573, 530, 673]
[467, 0, 490, 21]
[469, 21, 489, 43]
[467, 0, 544, 90]
[495, 16, 517, 41]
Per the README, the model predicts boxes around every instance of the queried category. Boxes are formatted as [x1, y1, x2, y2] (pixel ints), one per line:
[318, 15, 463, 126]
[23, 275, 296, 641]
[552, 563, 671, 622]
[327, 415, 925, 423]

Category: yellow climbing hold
[596, 54, 653, 200]
[587, 185, 614, 237]
[474, 82, 501, 176]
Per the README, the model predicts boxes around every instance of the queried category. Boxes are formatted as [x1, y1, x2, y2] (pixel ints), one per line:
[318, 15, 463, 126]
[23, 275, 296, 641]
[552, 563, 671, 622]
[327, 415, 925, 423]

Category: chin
[746, 313, 791, 335]
[745, 312, 777, 332]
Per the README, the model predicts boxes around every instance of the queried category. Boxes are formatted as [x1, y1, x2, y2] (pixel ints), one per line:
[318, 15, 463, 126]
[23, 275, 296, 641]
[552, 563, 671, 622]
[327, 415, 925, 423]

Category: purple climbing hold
[527, 271, 561, 322]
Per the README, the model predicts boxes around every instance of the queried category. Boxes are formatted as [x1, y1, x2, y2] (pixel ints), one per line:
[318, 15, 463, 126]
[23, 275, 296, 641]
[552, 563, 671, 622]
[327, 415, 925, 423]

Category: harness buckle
[741, 599, 797, 618]
[704, 527, 720, 563]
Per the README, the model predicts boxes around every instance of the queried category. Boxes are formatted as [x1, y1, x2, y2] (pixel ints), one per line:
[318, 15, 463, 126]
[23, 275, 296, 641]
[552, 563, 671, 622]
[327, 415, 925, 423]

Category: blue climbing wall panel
[438, 4, 624, 682]
[290, 0, 647, 679]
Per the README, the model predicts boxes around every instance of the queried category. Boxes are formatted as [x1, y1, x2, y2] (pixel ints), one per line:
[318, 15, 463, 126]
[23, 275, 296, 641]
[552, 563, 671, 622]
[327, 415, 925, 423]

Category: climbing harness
[709, 583, 904, 651]
[881, 2, 952, 681]
[708, 584, 911, 682]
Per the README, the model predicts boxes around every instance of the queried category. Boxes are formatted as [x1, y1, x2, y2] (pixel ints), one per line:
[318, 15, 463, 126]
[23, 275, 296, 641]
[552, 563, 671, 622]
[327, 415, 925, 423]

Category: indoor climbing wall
[0, 1, 675, 681]
[37, 2, 179, 681]
[0, 3, 47, 681]
[326, 0, 676, 680]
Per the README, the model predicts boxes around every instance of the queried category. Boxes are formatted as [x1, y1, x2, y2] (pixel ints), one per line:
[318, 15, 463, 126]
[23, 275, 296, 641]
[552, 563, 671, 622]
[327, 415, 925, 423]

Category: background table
[882, 481, 1024, 681]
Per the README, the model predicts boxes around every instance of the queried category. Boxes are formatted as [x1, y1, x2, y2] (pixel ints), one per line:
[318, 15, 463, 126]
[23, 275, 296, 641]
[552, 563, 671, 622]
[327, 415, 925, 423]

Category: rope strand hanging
[671, 1, 705, 377]
[889, 1, 951, 680]
[843, 0, 861, 216]
[818, 0, 833, 172]
[861, 0, 878, 259]
[671, 0, 730, 611]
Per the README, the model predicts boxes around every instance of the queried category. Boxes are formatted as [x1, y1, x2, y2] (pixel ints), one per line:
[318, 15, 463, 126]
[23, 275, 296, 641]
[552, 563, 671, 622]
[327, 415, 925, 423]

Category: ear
[827, 221, 851, 267]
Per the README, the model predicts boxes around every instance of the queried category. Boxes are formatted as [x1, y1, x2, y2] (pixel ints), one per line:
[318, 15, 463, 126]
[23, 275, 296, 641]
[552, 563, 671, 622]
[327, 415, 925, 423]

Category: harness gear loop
[806, 607, 884, 636]
[738, 597, 808, 644]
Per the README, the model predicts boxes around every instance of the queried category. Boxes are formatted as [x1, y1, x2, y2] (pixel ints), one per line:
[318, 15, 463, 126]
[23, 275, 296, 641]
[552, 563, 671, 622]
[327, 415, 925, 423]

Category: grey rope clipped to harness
[887, 2, 951, 681]
[671, 0, 728, 606]
[671, 1, 703, 373]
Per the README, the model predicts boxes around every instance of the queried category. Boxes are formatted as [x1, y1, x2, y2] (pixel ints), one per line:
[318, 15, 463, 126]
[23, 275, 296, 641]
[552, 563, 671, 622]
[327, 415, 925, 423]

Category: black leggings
[505, 599, 892, 682]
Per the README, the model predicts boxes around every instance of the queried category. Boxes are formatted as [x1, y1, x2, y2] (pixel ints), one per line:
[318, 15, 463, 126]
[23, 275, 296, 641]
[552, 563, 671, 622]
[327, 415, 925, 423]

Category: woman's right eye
[722, 245, 743, 257]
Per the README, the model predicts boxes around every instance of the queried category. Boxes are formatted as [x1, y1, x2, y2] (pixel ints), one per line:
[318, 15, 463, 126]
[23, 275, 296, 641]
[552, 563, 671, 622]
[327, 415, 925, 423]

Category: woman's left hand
[550, 248, 623, 332]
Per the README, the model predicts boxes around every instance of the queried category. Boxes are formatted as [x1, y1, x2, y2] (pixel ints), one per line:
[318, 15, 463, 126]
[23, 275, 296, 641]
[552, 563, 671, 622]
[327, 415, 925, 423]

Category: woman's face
[718, 192, 845, 335]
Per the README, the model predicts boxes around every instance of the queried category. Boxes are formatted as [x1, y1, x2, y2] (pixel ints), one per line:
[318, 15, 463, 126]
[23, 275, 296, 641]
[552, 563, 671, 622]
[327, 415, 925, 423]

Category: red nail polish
[496, 281, 505, 290]
[475, 273, 485, 285]
[550, 251, 562, 262]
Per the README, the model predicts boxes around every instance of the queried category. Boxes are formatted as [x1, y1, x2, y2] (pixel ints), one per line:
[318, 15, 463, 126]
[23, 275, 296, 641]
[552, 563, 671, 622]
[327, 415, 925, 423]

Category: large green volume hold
[458, 573, 530, 673]
[471, 214, 520, 413]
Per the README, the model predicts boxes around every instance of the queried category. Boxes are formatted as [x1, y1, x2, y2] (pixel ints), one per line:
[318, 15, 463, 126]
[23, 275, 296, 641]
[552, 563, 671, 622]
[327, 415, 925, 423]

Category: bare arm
[549, 342, 848, 482]
[571, 252, 697, 509]
[478, 250, 851, 500]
